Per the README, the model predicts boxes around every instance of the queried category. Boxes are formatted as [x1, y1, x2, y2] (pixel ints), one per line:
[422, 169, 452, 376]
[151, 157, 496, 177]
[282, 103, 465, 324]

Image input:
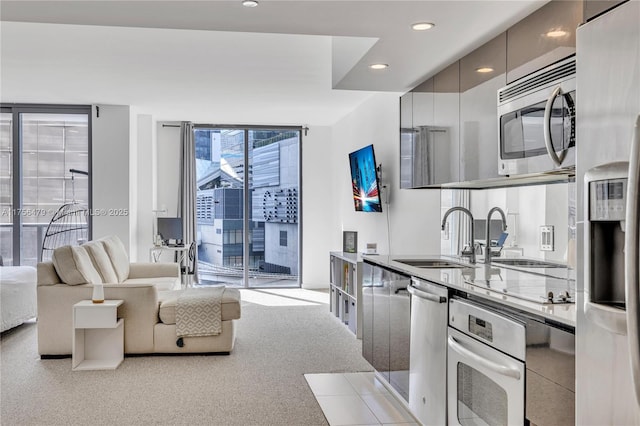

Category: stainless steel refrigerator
[576, 1, 640, 424]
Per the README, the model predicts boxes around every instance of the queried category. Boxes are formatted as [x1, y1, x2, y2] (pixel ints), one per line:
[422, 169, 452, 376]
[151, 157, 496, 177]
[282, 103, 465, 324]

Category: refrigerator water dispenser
[584, 162, 629, 334]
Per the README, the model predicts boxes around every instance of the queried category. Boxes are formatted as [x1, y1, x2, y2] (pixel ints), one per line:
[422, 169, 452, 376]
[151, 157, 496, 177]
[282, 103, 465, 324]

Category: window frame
[1, 103, 92, 265]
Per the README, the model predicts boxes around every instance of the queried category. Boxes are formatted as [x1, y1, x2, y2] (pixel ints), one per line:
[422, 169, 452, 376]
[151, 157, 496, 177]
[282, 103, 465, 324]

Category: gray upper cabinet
[399, 0, 603, 188]
[584, 0, 626, 21]
[506, 0, 582, 83]
[459, 32, 507, 182]
[401, 65, 460, 188]
[433, 62, 460, 185]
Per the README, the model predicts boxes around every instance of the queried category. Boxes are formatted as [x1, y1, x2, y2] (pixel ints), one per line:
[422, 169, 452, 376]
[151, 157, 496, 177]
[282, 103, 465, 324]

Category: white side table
[72, 300, 124, 371]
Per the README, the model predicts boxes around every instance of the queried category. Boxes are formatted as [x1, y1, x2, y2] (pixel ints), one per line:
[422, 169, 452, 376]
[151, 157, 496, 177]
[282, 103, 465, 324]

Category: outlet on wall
[540, 225, 554, 251]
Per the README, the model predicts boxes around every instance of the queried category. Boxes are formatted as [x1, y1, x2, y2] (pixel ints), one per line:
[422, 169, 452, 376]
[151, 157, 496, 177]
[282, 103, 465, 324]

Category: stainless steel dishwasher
[408, 277, 448, 425]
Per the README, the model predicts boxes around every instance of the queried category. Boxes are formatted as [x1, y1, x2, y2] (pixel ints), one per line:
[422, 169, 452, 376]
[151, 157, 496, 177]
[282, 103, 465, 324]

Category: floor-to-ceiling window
[0, 105, 91, 266]
[194, 126, 301, 288]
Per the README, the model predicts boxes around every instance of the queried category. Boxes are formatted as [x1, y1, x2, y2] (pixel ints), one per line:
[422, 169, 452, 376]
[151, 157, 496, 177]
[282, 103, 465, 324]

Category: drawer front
[74, 305, 118, 328]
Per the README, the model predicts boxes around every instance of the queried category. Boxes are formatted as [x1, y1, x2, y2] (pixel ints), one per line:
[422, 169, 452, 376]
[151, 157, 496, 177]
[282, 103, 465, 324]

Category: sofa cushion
[83, 240, 119, 283]
[158, 288, 241, 324]
[51, 245, 103, 285]
[101, 235, 130, 283]
[123, 277, 180, 291]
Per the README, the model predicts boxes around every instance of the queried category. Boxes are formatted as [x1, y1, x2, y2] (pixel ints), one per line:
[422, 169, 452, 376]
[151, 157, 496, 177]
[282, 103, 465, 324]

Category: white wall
[301, 126, 334, 287]
[91, 104, 131, 252]
[134, 114, 155, 262]
[322, 93, 442, 276]
[156, 122, 181, 217]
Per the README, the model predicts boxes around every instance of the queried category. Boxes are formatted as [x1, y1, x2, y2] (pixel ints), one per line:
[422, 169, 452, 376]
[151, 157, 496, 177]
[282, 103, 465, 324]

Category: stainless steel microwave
[497, 56, 576, 176]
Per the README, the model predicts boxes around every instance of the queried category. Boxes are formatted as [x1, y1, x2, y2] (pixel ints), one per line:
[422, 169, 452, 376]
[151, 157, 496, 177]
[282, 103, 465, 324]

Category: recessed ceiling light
[412, 22, 435, 31]
[369, 64, 389, 70]
[476, 67, 494, 73]
[546, 29, 568, 38]
[242, 0, 259, 7]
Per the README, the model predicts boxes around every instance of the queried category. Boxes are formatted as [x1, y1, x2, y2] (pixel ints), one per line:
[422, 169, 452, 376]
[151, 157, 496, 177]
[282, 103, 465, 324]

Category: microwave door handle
[543, 86, 567, 167]
[625, 114, 640, 406]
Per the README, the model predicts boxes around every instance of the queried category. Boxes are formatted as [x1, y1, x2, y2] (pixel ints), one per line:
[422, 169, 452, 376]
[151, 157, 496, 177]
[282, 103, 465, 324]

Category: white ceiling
[0, 0, 547, 126]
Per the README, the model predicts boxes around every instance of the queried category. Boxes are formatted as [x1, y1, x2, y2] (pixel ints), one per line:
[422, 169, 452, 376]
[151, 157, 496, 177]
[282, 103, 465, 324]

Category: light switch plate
[540, 225, 554, 251]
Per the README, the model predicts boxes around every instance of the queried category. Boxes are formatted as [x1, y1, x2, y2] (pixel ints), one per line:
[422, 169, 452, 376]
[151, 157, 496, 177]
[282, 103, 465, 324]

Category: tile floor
[304, 372, 419, 426]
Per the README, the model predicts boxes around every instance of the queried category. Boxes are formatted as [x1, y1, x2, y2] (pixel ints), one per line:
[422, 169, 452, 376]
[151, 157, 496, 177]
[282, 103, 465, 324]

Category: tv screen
[349, 144, 383, 212]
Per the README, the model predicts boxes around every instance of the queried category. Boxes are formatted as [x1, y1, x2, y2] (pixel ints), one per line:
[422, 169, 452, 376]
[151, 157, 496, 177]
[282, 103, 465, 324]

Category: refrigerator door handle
[625, 114, 640, 406]
[543, 85, 567, 167]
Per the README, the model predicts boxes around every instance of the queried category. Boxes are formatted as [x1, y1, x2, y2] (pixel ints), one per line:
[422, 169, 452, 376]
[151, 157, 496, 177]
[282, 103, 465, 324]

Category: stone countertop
[362, 254, 576, 329]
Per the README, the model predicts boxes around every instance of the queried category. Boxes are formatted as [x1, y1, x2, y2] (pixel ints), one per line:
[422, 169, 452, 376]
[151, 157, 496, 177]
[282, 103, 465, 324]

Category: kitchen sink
[492, 258, 566, 268]
[393, 259, 469, 268]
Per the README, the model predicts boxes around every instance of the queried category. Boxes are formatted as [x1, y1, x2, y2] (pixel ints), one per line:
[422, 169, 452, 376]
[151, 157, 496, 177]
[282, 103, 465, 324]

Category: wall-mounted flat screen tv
[349, 144, 383, 212]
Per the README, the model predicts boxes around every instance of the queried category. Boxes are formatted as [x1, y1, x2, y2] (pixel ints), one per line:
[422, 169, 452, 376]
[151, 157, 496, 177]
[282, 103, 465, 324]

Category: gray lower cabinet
[362, 261, 411, 401]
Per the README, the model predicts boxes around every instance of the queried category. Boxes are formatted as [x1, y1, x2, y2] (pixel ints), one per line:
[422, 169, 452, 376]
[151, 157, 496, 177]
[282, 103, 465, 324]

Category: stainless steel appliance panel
[447, 298, 525, 426]
[372, 265, 390, 382]
[449, 298, 526, 360]
[525, 318, 575, 426]
[497, 56, 576, 176]
[576, 2, 640, 424]
[447, 327, 525, 426]
[408, 278, 448, 425]
[362, 262, 374, 365]
[389, 272, 411, 401]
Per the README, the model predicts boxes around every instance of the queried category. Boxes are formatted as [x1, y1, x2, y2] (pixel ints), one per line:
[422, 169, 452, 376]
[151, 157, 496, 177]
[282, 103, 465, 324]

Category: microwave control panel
[589, 178, 627, 221]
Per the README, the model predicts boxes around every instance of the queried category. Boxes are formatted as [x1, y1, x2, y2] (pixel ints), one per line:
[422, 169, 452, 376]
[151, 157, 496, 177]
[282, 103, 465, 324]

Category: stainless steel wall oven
[448, 296, 575, 426]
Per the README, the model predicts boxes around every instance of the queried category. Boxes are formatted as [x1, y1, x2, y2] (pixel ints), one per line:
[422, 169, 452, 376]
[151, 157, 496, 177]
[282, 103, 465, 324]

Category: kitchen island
[363, 254, 576, 327]
[360, 253, 576, 426]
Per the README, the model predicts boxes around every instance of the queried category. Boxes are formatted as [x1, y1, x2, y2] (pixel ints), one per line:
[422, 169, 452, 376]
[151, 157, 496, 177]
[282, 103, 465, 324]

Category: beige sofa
[37, 236, 240, 356]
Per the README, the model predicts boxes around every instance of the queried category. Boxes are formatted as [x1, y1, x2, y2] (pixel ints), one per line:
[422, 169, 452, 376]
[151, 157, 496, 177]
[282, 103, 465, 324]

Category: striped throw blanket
[176, 286, 225, 338]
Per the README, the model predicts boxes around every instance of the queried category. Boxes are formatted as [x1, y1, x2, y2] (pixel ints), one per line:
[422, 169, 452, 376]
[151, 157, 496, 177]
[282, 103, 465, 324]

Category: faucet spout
[485, 207, 508, 264]
[441, 207, 475, 264]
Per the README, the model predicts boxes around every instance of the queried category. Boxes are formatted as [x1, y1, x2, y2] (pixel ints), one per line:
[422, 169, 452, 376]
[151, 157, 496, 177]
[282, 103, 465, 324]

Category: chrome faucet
[484, 207, 508, 264]
[441, 207, 475, 264]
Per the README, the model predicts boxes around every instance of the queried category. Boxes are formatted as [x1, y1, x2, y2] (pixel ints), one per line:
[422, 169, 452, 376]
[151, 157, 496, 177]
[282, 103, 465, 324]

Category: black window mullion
[11, 110, 21, 265]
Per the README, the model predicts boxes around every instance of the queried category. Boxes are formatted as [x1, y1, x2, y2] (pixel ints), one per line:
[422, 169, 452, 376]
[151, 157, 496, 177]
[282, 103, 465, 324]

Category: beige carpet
[0, 289, 372, 425]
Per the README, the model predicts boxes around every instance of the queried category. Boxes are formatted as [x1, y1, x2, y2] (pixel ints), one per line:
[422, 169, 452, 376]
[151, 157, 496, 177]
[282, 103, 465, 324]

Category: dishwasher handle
[408, 284, 447, 303]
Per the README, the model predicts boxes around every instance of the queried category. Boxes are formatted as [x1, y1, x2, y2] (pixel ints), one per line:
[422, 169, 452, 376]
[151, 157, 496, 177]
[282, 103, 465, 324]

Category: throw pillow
[83, 240, 119, 283]
[100, 235, 130, 283]
[52, 245, 103, 285]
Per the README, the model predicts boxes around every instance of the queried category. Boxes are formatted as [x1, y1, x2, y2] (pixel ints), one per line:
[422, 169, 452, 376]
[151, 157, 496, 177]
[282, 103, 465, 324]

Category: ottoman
[155, 287, 241, 354]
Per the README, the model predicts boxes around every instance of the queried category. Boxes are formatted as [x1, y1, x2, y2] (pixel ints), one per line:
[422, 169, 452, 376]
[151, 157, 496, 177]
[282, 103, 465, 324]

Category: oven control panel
[469, 315, 493, 342]
[449, 298, 526, 361]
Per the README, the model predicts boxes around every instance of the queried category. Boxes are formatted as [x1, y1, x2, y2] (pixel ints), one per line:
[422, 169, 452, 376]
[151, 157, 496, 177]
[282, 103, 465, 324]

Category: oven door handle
[448, 335, 521, 380]
[625, 114, 640, 406]
[543, 85, 567, 167]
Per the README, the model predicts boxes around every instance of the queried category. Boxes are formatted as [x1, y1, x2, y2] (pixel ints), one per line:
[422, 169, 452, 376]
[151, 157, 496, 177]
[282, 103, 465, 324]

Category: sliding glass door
[0, 105, 91, 266]
[194, 126, 301, 288]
